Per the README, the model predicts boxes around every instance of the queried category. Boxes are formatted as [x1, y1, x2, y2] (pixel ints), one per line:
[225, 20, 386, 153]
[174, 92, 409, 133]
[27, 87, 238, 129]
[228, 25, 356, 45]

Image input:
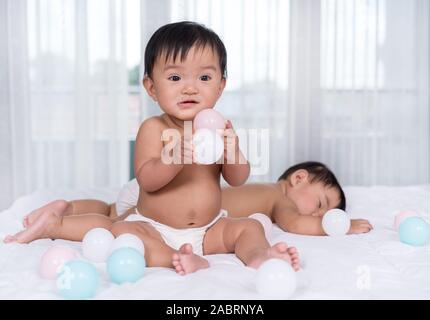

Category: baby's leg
[23, 199, 113, 228]
[110, 221, 177, 268]
[5, 212, 113, 243]
[203, 218, 300, 271]
[112, 221, 209, 273]
[23, 200, 70, 228]
[70, 199, 113, 217]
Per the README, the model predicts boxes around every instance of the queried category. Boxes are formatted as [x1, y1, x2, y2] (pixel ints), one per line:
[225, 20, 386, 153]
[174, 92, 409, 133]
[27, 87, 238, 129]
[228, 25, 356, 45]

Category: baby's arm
[221, 120, 250, 186]
[275, 212, 326, 236]
[274, 209, 373, 236]
[134, 118, 187, 192]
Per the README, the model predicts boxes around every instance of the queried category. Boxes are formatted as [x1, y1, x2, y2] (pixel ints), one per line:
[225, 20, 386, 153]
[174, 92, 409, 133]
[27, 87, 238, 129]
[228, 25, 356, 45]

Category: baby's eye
[168, 75, 181, 81]
[200, 75, 211, 81]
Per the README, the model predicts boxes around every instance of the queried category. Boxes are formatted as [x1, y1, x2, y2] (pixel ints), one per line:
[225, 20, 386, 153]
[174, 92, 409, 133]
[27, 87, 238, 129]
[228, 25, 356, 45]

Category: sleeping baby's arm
[274, 209, 373, 236]
[274, 211, 326, 236]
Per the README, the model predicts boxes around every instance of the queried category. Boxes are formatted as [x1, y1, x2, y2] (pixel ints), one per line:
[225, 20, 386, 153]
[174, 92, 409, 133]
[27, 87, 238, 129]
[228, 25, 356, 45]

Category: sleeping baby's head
[277, 161, 346, 217]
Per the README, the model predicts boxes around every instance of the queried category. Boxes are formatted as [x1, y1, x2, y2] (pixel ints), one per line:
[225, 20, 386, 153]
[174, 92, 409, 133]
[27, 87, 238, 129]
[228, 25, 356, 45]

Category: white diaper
[125, 209, 228, 256]
[115, 179, 139, 215]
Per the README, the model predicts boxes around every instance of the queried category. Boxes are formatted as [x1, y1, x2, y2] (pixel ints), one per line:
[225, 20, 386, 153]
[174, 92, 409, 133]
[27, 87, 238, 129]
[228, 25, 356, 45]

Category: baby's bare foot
[287, 246, 300, 271]
[171, 244, 209, 275]
[248, 242, 301, 271]
[5, 210, 60, 244]
[22, 200, 69, 228]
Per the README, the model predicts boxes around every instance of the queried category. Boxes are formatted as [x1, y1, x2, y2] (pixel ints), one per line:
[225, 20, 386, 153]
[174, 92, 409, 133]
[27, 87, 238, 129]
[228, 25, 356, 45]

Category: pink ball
[394, 210, 419, 231]
[249, 213, 273, 239]
[193, 109, 225, 131]
[39, 246, 79, 279]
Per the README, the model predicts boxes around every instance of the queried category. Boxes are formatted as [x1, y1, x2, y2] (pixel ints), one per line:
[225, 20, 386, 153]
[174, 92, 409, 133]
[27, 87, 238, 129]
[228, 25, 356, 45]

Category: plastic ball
[192, 128, 224, 164]
[82, 228, 114, 262]
[110, 233, 145, 256]
[322, 209, 351, 236]
[394, 210, 419, 231]
[256, 259, 297, 299]
[56, 260, 99, 300]
[107, 247, 146, 284]
[39, 246, 79, 279]
[249, 213, 273, 239]
[193, 109, 225, 131]
[399, 216, 430, 246]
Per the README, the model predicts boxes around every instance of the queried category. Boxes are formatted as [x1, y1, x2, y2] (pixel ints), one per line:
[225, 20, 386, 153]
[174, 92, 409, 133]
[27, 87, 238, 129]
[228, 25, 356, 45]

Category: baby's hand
[348, 219, 373, 234]
[222, 120, 240, 164]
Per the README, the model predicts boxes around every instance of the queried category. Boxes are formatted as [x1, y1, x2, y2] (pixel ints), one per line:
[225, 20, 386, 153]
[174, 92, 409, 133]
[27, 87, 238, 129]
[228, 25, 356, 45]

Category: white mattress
[1, 185, 430, 300]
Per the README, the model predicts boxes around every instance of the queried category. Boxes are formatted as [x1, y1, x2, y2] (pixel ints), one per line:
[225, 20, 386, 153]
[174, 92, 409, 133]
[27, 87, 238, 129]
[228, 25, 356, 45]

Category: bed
[1, 185, 429, 300]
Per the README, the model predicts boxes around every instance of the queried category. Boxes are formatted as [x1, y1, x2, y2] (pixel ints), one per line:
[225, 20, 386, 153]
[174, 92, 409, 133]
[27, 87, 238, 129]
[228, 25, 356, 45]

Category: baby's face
[144, 45, 226, 122]
[288, 181, 341, 217]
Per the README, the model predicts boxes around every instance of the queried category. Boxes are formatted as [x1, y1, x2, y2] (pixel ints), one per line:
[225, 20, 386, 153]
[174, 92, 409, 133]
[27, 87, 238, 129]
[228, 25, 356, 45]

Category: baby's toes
[287, 246, 297, 254]
[290, 252, 299, 261]
[172, 258, 180, 267]
[172, 253, 180, 262]
[175, 264, 183, 272]
[291, 256, 300, 264]
[175, 264, 185, 275]
[291, 260, 300, 271]
[3, 235, 15, 243]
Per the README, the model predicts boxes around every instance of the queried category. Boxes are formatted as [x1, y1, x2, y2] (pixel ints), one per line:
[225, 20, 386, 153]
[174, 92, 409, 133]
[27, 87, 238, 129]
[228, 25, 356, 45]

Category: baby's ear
[143, 76, 157, 102]
[290, 169, 309, 186]
[218, 77, 226, 95]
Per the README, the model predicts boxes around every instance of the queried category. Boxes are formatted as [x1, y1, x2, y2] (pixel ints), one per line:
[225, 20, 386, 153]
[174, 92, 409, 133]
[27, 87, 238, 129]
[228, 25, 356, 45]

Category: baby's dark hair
[144, 21, 227, 79]
[278, 161, 346, 210]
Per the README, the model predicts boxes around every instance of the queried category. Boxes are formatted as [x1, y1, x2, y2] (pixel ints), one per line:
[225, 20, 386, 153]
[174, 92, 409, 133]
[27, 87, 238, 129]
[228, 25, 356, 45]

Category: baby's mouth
[178, 100, 199, 107]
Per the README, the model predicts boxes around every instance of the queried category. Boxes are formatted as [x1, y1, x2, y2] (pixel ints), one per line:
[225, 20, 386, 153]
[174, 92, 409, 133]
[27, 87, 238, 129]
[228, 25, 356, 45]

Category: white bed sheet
[1, 185, 430, 300]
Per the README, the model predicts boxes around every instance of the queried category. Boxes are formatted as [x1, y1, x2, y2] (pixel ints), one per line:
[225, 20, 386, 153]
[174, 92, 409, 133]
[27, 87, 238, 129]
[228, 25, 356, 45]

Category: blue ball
[107, 247, 146, 284]
[399, 217, 430, 246]
[56, 260, 99, 299]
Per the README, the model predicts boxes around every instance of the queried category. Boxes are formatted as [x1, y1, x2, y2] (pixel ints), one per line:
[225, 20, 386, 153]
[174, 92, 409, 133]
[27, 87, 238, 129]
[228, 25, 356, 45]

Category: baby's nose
[182, 82, 198, 94]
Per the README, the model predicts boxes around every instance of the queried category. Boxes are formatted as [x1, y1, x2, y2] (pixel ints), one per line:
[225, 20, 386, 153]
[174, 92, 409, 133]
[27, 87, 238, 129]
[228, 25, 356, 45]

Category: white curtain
[320, 0, 430, 185]
[1, 0, 429, 210]
[168, 0, 430, 185]
[1, 0, 130, 210]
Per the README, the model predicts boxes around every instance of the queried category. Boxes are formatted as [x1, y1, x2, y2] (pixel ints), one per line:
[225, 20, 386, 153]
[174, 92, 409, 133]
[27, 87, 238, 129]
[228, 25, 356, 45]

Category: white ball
[82, 228, 114, 262]
[322, 209, 351, 236]
[110, 233, 145, 256]
[192, 128, 224, 165]
[256, 259, 297, 299]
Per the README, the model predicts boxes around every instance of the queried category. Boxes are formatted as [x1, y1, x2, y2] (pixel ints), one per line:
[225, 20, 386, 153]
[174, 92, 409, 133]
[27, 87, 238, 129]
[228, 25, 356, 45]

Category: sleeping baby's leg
[204, 218, 300, 271]
[4, 211, 113, 243]
[5, 214, 180, 270]
[22, 199, 113, 228]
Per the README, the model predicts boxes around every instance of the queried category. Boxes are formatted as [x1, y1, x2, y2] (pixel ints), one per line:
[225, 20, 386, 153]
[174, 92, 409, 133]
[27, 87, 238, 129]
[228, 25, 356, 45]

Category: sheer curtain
[1, 0, 429, 210]
[1, 0, 130, 210]
[320, 0, 430, 185]
[167, 0, 430, 185]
